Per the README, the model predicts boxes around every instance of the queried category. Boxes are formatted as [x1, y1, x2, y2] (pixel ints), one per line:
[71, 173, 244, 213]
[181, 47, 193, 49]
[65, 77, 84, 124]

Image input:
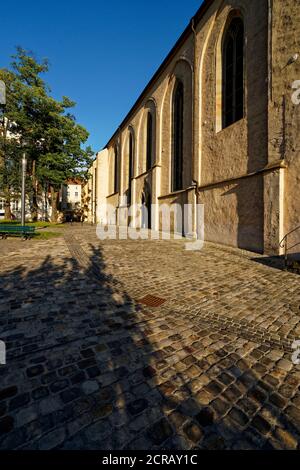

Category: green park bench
[0, 225, 35, 240]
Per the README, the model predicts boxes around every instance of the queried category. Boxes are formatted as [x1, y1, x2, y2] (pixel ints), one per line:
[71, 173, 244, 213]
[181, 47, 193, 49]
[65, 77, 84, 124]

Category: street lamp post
[21, 153, 27, 226]
[0, 80, 7, 217]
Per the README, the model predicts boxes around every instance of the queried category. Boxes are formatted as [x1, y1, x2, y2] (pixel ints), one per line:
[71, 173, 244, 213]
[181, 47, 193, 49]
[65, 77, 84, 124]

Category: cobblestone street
[1, 225, 300, 450]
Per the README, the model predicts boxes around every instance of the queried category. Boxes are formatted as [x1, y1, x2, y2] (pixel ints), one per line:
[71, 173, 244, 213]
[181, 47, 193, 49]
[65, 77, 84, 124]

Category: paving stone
[195, 407, 215, 427]
[269, 392, 287, 409]
[277, 359, 293, 372]
[60, 387, 81, 404]
[248, 387, 268, 404]
[127, 399, 149, 416]
[91, 404, 113, 420]
[237, 397, 259, 417]
[211, 398, 231, 417]
[143, 366, 156, 378]
[58, 365, 77, 377]
[205, 381, 224, 395]
[86, 366, 101, 379]
[279, 384, 295, 398]
[202, 432, 225, 450]
[81, 380, 99, 394]
[0, 386, 18, 401]
[38, 427, 66, 450]
[70, 371, 86, 385]
[228, 407, 249, 427]
[285, 406, 300, 425]
[9, 393, 30, 411]
[39, 397, 62, 415]
[0, 416, 14, 435]
[183, 421, 203, 443]
[223, 384, 243, 402]
[78, 358, 97, 370]
[41, 371, 58, 385]
[26, 365, 45, 378]
[178, 398, 201, 417]
[264, 374, 279, 387]
[218, 372, 234, 386]
[251, 415, 272, 435]
[195, 389, 213, 405]
[0, 402, 7, 418]
[275, 427, 298, 449]
[80, 348, 95, 358]
[147, 418, 173, 445]
[50, 380, 69, 394]
[169, 410, 187, 429]
[15, 406, 38, 427]
[46, 358, 63, 370]
[67, 412, 93, 437]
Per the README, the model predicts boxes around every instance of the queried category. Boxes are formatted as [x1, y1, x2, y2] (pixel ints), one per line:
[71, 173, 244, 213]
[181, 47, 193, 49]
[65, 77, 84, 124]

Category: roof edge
[103, 0, 214, 150]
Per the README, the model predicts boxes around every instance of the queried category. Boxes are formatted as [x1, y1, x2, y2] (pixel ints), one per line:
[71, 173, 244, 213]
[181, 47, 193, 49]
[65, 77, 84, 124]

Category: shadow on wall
[0, 243, 299, 449]
[222, 175, 264, 254]
[219, 4, 268, 255]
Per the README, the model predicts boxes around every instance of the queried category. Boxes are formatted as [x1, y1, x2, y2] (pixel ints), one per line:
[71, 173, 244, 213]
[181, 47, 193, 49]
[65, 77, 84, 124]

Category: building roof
[104, 0, 214, 149]
[65, 179, 83, 186]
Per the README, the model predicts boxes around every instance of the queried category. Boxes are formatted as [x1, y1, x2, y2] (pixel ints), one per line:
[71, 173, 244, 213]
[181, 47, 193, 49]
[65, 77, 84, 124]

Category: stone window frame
[172, 79, 184, 192]
[128, 128, 135, 205]
[140, 99, 157, 175]
[113, 144, 119, 194]
[146, 111, 153, 172]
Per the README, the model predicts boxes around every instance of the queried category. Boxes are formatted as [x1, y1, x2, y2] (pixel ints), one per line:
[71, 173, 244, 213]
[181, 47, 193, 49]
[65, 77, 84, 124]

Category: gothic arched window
[223, 17, 244, 128]
[114, 145, 118, 194]
[146, 112, 153, 171]
[173, 80, 184, 191]
[128, 132, 134, 205]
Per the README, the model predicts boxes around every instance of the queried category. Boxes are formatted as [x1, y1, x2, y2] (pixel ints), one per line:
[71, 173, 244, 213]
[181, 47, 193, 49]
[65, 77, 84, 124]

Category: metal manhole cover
[138, 294, 166, 307]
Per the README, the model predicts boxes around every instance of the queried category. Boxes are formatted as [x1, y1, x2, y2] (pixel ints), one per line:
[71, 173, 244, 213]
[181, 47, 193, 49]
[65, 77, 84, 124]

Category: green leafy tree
[0, 47, 94, 222]
[37, 110, 94, 222]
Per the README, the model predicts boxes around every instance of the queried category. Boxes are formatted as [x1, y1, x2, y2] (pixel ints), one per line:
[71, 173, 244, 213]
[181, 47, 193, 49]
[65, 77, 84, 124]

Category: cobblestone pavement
[1, 224, 300, 450]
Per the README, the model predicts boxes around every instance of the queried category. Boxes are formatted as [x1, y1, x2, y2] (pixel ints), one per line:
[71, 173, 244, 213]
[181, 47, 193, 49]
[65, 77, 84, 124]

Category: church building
[87, 0, 300, 258]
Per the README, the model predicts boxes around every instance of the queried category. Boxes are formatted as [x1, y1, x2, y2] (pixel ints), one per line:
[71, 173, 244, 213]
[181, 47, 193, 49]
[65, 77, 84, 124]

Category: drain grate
[138, 294, 166, 307]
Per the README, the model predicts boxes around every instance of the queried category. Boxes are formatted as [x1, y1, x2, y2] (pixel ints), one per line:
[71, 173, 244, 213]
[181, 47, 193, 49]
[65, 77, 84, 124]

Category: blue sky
[1, 0, 203, 152]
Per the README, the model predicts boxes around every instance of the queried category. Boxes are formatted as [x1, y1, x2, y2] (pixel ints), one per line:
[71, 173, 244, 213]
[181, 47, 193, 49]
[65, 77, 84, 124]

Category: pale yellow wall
[91, 0, 299, 256]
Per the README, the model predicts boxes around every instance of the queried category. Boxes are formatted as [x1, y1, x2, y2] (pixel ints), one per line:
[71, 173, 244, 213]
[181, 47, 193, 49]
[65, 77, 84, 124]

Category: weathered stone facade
[87, 0, 300, 257]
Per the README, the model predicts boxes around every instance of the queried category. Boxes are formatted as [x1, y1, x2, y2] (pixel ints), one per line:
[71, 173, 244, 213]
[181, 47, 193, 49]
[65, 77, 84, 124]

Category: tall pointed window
[146, 112, 153, 171]
[114, 145, 118, 194]
[173, 80, 184, 191]
[223, 17, 244, 128]
[128, 132, 134, 205]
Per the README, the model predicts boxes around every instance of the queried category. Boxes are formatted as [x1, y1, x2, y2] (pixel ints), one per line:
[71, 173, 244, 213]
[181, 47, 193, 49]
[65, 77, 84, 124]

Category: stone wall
[90, 0, 299, 257]
[270, 0, 300, 257]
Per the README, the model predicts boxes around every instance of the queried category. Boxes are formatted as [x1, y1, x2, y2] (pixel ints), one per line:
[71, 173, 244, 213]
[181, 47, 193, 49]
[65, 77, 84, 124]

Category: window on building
[114, 145, 119, 194]
[75, 192, 78, 198]
[11, 200, 19, 211]
[222, 16, 244, 128]
[173, 80, 184, 192]
[128, 132, 134, 205]
[146, 112, 153, 171]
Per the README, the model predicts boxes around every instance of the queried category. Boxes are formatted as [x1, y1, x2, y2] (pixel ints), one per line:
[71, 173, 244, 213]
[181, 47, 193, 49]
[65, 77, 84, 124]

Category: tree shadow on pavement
[0, 240, 300, 450]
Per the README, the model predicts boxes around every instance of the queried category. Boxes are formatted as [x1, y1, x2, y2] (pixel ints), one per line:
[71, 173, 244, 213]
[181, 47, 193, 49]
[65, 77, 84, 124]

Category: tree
[37, 110, 94, 222]
[0, 47, 94, 222]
